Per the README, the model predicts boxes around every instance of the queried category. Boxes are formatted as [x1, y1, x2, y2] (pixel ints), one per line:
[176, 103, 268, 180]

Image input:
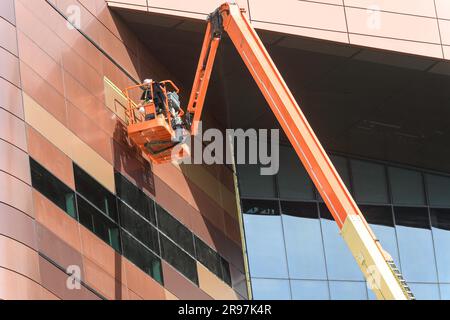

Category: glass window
[121, 231, 163, 284]
[388, 167, 425, 206]
[243, 214, 289, 278]
[237, 164, 276, 198]
[74, 164, 117, 221]
[290, 280, 329, 300]
[360, 205, 401, 269]
[241, 199, 279, 215]
[194, 236, 222, 281]
[330, 155, 351, 192]
[426, 174, 450, 207]
[118, 201, 159, 255]
[77, 195, 121, 252]
[251, 278, 291, 300]
[394, 207, 437, 283]
[440, 284, 450, 300]
[277, 146, 315, 200]
[156, 204, 194, 256]
[115, 172, 155, 224]
[30, 158, 76, 218]
[160, 234, 198, 285]
[220, 256, 232, 286]
[319, 204, 364, 281]
[281, 201, 327, 280]
[430, 208, 450, 282]
[408, 283, 440, 300]
[329, 281, 368, 300]
[351, 160, 389, 204]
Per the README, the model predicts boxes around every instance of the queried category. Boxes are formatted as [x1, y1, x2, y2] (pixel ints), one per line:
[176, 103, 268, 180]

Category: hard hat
[139, 106, 146, 114]
[143, 79, 152, 85]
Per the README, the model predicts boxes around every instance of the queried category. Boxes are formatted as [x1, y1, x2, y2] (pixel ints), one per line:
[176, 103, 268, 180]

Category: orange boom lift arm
[125, 2, 414, 299]
[186, 3, 414, 300]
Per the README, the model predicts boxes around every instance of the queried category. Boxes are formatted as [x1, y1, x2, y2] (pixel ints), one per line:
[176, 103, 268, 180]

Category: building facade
[1, 0, 450, 300]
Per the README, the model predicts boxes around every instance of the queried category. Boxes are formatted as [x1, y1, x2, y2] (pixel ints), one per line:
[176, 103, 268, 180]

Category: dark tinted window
[119, 201, 159, 255]
[220, 257, 232, 285]
[74, 164, 117, 221]
[194, 236, 222, 279]
[30, 158, 76, 218]
[394, 206, 430, 229]
[121, 231, 163, 284]
[160, 234, 198, 285]
[360, 205, 394, 227]
[156, 204, 194, 256]
[77, 195, 121, 252]
[241, 199, 279, 215]
[115, 172, 155, 224]
[281, 201, 317, 219]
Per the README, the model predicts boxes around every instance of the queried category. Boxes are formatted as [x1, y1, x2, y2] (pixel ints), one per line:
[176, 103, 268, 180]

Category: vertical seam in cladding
[341, 0, 351, 44]
[433, 0, 446, 59]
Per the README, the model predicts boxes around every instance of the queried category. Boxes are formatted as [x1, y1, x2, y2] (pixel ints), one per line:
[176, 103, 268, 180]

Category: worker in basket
[138, 79, 186, 144]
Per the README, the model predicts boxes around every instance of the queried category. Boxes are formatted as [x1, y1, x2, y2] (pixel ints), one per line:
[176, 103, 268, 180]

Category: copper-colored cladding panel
[20, 62, 67, 125]
[36, 222, 85, 275]
[0, 268, 59, 300]
[161, 261, 212, 300]
[0, 139, 30, 184]
[0, 78, 23, 119]
[0, 47, 20, 87]
[83, 257, 129, 300]
[14, 1, 62, 63]
[0, 171, 32, 217]
[65, 74, 117, 137]
[0, 202, 36, 250]
[67, 102, 114, 165]
[17, 32, 64, 95]
[0, 17, 17, 56]
[33, 190, 81, 252]
[124, 260, 166, 300]
[0, 0, 15, 25]
[79, 226, 127, 280]
[38, 256, 101, 300]
[27, 126, 75, 189]
[0, 235, 41, 283]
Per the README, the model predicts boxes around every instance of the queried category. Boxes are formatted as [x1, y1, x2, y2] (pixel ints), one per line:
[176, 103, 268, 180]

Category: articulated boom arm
[187, 3, 414, 300]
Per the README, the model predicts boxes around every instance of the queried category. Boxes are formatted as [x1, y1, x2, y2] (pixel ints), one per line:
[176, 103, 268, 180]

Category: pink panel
[435, 0, 450, 20]
[249, 0, 347, 32]
[344, 0, 437, 18]
[346, 7, 440, 44]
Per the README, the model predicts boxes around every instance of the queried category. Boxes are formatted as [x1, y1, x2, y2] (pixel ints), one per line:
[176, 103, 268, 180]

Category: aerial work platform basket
[123, 80, 189, 164]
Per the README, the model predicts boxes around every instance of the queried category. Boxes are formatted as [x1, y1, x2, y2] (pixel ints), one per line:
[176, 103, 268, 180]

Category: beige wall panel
[197, 262, 240, 300]
[104, 77, 128, 122]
